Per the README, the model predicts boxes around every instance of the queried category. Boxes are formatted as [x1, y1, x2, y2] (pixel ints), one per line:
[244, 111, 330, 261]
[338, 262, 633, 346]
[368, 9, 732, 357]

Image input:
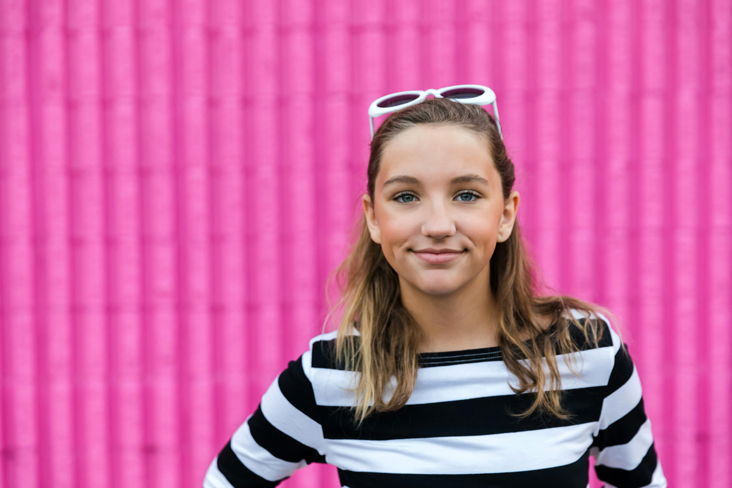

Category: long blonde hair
[323, 97, 626, 427]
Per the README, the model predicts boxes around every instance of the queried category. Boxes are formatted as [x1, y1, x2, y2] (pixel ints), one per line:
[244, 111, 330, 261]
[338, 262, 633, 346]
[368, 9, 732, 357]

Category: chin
[410, 277, 464, 295]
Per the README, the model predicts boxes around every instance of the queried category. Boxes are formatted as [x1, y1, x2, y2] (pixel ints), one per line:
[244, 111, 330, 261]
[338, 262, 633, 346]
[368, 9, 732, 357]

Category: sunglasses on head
[367, 84, 502, 140]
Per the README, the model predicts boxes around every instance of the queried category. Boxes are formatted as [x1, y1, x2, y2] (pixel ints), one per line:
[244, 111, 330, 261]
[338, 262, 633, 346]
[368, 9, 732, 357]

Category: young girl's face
[363, 124, 519, 297]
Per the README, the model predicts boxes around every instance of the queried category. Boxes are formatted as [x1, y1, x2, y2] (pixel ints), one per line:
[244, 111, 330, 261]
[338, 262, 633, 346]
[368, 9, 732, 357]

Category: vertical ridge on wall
[104, 0, 146, 485]
[671, 1, 702, 485]
[27, 0, 48, 487]
[694, 2, 714, 486]
[175, 0, 214, 484]
[138, 0, 180, 485]
[46, 0, 75, 484]
[68, 1, 110, 486]
[390, 1, 421, 89]
[279, 1, 324, 487]
[425, 0, 458, 88]
[246, 0, 283, 413]
[637, 3, 669, 485]
[209, 0, 247, 457]
[501, 0, 529, 186]
[1, 0, 37, 486]
[708, 2, 732, 486]
[568, 0, 598, 302]
[533, 0, 563, 291]
[600, 0, 633, 348]
[519, 0, 537, 242]
[630, 2, 673, 480]
[28, 0, 44, 486]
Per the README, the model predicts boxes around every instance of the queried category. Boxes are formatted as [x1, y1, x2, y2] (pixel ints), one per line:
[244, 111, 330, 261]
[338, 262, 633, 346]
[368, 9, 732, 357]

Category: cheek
[462, 216, 500, 246]
[379, 218, 412, 251]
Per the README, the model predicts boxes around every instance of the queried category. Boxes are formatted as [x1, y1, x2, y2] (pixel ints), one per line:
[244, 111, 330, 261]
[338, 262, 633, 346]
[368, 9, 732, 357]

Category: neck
[400, 271, 500, 354]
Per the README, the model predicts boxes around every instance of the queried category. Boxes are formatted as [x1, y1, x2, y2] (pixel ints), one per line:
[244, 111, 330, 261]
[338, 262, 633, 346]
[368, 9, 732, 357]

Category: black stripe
[312, 318, 613, 371]
[592, 396, 648, 449]
[594, 441, 659, 488]
[216, 438, 281, 487]
[336, 447, 591, 488]
[277, 355, 320, 422]
[604, 343, 635, 397]
[249, 405, 325, 464]
[320, 386, 606, 440]
[418, 349, 504, 367]
[311, 336, 357, 370]
[249, 406, 323, 464]
[417, 347, 503, 368]
[568, 317, 614, 351]
[418, 318, 613, 367]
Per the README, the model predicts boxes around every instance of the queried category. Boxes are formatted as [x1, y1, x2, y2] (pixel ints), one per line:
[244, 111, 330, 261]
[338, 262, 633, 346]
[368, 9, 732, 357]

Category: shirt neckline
[416, 321, 559, 363]
[418, 344, 502, 359]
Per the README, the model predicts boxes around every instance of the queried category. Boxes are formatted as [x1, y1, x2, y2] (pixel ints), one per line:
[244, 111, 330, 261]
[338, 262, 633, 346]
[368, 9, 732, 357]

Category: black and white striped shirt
[203, 311, 667, 488]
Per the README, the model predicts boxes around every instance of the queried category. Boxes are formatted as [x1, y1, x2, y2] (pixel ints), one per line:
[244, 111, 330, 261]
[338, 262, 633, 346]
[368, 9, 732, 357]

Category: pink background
[1, 0, 730, 487]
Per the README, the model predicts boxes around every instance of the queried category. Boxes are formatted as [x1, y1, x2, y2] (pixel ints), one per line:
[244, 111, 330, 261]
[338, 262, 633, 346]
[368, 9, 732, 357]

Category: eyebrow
[382, 174, 489, 189]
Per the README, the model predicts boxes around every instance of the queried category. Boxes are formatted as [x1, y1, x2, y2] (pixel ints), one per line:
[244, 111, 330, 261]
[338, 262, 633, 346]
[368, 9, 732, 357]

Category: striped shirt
[203, 312, 667, 488]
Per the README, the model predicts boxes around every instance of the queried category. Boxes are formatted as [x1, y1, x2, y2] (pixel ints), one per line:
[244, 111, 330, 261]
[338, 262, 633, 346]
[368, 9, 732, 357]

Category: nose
[421, 202, 456, 239]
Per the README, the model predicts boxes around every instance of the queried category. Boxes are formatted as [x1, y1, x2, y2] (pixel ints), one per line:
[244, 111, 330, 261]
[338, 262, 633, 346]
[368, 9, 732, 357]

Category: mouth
[412, 249, 466, 264]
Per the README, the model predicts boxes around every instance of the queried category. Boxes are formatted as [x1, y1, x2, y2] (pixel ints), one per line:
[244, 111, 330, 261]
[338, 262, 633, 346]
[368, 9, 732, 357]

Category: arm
[203, 353, 326, 487]
[590, 321, 667, 488]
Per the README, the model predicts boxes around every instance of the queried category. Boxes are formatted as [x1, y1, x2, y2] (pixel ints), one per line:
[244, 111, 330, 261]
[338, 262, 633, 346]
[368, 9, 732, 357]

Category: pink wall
[0, 0, 729, 487]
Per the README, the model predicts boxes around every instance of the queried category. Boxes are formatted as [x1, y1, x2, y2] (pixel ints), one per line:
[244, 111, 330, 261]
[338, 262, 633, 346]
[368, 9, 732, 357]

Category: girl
[203, 87, 667, 488]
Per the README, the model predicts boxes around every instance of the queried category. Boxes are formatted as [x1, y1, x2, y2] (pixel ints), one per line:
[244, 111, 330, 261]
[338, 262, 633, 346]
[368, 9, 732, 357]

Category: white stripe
[230, 416, 307, 481]
[596, 364, 643, 432]
[311, 346, 615, 406]
[641, 460, 668, 488]
[594, 418, 655, 470]
[310, 367, 360, 406]
[260, 375, 326, 453]
[301, 349, 314, 382]
[325, 422, 597, 474]
[202, 456, 235, 488]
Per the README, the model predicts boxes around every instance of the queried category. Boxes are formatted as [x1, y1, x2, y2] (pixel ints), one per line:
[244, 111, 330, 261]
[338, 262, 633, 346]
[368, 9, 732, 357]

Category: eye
[393, 191, 481, 204]
[394, 192, 417, 204]
[456, 191, 480, 202]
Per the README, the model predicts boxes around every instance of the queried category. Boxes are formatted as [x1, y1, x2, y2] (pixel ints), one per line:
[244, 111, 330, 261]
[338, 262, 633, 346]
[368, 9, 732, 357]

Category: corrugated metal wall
[0, 0, 729, 487]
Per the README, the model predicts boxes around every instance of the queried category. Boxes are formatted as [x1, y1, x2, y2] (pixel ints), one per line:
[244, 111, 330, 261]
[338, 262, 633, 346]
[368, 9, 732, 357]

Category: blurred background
[0, 0, 730, 487]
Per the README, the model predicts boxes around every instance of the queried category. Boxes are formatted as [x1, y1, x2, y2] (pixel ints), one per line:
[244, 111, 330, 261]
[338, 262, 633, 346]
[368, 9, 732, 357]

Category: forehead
[377, 124, 496, 186]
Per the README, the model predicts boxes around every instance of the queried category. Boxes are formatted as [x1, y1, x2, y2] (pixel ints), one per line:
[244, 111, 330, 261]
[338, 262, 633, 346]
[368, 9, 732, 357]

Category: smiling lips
[412, 249, 465, 264]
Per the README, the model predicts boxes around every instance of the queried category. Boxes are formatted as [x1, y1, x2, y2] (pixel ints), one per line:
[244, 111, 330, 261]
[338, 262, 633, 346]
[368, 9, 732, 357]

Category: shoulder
[563, 308, 636, 387]
[301, 328, 360, 379]
[270, 329, 354, 422]
[293, 328, 361, 410]
[562, 308, 622, 354]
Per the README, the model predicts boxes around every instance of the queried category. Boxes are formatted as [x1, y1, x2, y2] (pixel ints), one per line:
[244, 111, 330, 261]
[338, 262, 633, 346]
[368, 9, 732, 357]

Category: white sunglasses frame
[368, 84, 503, 140]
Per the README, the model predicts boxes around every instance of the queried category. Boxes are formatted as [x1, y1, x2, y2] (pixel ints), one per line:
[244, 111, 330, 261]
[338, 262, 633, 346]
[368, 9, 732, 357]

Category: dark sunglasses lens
[440, 87, 484, 99]
[377, 94, 420, 108]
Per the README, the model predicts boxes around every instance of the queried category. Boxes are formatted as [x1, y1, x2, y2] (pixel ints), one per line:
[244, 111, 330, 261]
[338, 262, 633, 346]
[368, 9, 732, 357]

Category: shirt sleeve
[202, 352, 326, 488]
[590, 321, 667, 488]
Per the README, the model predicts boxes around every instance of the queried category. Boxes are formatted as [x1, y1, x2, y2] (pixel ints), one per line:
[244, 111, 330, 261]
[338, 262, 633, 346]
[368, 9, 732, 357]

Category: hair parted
[321, 97, 627, 427]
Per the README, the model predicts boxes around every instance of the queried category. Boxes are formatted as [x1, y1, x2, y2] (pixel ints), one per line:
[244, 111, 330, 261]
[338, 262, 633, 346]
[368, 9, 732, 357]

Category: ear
[362, 194, 381, 244]
[497, 190, 520, 243]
